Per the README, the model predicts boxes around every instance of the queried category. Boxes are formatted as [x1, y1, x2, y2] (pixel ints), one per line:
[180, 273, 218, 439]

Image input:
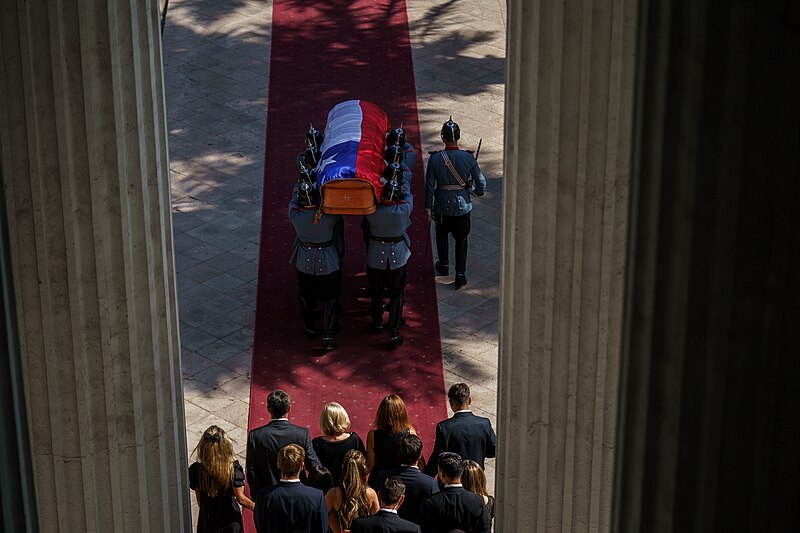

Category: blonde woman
[324, 449, 380, 532]
[313, 402, 366, 486]
[366, 394, 421, 487]
[462, 460, 495, 523]
[189, 425, 255, 533]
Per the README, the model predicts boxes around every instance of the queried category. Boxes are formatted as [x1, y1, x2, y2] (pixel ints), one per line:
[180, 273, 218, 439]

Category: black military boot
[321, 299, 338, 351]
[454, 237, 468, 289]
[299, 296, 316, 338]
[435, 230, 449, 276]
[369, 290, 384, 332]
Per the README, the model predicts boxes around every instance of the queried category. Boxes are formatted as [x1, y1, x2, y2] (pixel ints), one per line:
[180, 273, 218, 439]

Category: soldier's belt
[437, 184, 464, 191]
[371, 235, 404, 243]
[299, 239, 334, 248]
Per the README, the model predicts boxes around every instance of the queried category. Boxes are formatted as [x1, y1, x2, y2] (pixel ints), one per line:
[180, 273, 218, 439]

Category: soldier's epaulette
[427, 150, 441, 154]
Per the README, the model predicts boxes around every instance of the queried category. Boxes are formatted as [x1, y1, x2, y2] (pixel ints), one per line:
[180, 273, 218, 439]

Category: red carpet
[246, 0, 447, 518]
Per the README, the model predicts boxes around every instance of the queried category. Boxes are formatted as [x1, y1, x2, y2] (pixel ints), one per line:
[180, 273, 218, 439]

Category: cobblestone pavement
[162, 0, 505, 523]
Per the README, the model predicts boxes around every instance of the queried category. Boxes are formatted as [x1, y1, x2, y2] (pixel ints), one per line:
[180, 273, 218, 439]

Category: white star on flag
[317, 153, 338, 173]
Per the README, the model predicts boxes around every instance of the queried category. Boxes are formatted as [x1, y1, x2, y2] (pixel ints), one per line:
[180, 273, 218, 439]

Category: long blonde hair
[192, 425, 235, 497]
[461, 460, 489, 498]
[338, 449, 370, 528]
[371, 394, 414, 435]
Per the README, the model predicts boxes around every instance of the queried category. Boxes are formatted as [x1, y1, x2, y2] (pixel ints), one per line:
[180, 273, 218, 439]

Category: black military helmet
[297, 153, 314, 180]
[381, 163, 404, 203]
[296, 179, 319, 208]
[441, 116, 460, 143]
[306, 124, 324, 150]
[304, 146, 322, 168]
[384, 143, 405, 165]
[386, 126, 407, 147]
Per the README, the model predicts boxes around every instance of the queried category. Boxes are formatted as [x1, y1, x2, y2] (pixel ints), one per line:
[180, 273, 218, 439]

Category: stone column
[498, 0, 637, 531]
[0, 1, 189, 531]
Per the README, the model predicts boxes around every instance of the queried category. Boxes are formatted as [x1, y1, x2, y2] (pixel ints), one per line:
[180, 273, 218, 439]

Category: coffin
[316, 100, 389, 215]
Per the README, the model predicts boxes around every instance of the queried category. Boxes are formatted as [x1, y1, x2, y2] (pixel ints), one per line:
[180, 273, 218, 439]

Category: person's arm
[245, 433, 258, 494]
[325, 489, 343, 533]
[423, 424, 444, 477]
[366, 487, 380, 514]
[486, 421, 497, 459]
[319, 491, 331, 533]
[470, 157, 487, 196]
[478, 500, 491, 533]
[233, 486, 255, 511]
[303, 429, 322, 471]
[366, 430, 376, 473]
[424, 156, 436, 211]
[193, 489, 201, 508]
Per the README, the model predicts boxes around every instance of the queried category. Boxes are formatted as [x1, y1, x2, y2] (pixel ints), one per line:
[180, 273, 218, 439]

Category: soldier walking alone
[424, 118, 487, 289]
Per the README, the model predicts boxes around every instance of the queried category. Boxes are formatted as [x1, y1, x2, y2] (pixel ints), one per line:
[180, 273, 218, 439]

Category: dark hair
[268, 389, 291, 418]
[398, 434, 423, 465]
[448, 383, 470, 405]
[438, 452, 464, 479]
[379, 476, 406, 505]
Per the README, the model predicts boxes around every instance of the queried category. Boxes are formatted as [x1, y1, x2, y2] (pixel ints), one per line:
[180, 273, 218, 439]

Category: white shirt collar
[274, 417, 289, 421]
[380, 508, 399, 514]
[281, 478, 301, 483]
[400, 464, 420, 469]
[445, 483, 463, 488]
[454, 409, 471, 414]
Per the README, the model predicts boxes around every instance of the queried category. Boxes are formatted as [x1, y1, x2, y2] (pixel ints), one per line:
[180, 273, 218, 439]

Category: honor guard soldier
[366, 164, 413, 348]
[424, 117, 487, 289]
[288, 162, 343, 352]
[387, 125, 416, 170]
[384, 143, 413, 192]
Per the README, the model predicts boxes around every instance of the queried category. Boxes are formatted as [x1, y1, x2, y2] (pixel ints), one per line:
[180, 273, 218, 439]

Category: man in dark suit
[351, 476, 421, 533]
[418, 453, 490, 533]
[372, 434, 438, 524]
[254, 444, 328, 533]
[424, 383, 496, 477]
[247, 389, 321, 495]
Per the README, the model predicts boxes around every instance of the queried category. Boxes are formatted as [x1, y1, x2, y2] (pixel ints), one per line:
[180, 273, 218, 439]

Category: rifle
[475, 138, 482, 161]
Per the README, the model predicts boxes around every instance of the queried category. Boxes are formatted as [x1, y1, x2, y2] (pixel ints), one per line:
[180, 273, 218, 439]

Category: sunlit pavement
[162, 0, 505, 524]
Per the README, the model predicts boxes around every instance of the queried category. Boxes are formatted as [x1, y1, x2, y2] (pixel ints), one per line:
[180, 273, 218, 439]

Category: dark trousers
[366, 265, 407, 331]
[297, 270, 341, 335]
[434, 211, 471, 275]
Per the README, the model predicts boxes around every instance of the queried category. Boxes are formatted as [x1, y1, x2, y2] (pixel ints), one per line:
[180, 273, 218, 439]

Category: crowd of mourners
[189, 383, 497, 533]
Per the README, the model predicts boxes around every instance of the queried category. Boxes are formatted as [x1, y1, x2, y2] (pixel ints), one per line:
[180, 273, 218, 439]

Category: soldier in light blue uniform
[365, 166, 413, 348]
[424, 118, 486, 290]
[288, 176, 343, 352]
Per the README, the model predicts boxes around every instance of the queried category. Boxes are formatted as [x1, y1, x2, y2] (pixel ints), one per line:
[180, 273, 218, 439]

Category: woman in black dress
[189, 425, 255, 533]
[312, 402, 366, 486]
[365, 394, 422, 488]
[462, 460, 495, 525]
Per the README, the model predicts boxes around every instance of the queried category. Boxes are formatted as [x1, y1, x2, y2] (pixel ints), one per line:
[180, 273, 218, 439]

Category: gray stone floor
[162, 0, 505, 524]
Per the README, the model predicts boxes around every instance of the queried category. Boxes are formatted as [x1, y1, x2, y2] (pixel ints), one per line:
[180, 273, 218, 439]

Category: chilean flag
[316, 100, 389, 196]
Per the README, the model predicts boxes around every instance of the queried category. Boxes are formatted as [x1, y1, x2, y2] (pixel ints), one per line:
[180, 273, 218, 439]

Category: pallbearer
[424, 117, 486, 290]
[387, 125, 416, 170]
[288, 159, 343, 352]
[366, 164, 413, 348]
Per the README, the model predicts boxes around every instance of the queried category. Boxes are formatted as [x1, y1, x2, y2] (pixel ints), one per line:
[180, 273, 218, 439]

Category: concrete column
[498, 0, 637, 531]
[0, 1, 189, 531]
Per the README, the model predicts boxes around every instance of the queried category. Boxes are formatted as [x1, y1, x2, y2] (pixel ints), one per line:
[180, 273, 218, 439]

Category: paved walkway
[162, 0, 505, 524]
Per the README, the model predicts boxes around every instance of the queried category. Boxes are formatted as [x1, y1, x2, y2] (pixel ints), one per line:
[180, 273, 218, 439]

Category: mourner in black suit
[371, 434, 438, 524]
[351, 476, 421, 533]
[418, 453, 490, 533]
[424, 383, 496, 477]
[254, 444, 328, 533]
[247, 389, 321, 495]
